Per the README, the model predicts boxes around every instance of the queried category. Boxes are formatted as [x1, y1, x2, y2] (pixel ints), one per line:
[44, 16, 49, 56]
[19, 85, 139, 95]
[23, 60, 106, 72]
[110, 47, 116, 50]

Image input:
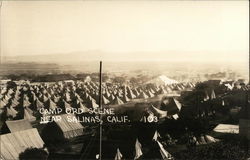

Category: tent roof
[55, 114, 84, 138]
[24, 109, 36, 122]
[6, 107, 18, 118]
[0, 128, 45, 160]
[102, 95, 110, 105]
[6, 119, 33, 133]
[78, 102, 89, 113]
[138, 91, 149, 99]
[150, 105, 168, 118]
[112, 96, 124, 105]
[213, 124, 239, 134]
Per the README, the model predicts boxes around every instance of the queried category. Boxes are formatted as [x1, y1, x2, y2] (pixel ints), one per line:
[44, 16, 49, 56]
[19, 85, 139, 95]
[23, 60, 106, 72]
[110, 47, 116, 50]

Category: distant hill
[4, 50, 140, 63]
[4, 51, 104, 63]
[0, 62, 61, 76]
[1, 51, 248, 80]
[3, 50, 227, 63]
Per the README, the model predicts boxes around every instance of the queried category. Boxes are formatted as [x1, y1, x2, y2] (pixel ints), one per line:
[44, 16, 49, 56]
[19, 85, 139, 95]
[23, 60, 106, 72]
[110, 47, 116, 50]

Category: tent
[0, 100, 7, 109]
[172, 114, 179, 120]
[114, 148, 123, 160]
[6, 119, 33, 133]
[6, 107, 18, 118]
[63, 100, 73, 110]
[40, 94, 48, 103]
[46, 99, 58, 110]
[158, 87, 168, 94]
[194, 135, 219, 145]
[78, 101, 89, 113]
[161, 98, 182, 114]
[112, 96, 124, 105]
[122, 94, 130, 103]
[23, 98, 31, 108]
[210, 90, 216, 100]
[156, 141, 173, 160]
[24, 108, 36, 122]
[0, 128, 45, 160]
[134, 138, 143, 159]
[89, 99, 99, 109]
[34, 99, 45, 110]
[197, 136, 206, 145]
[204, 135, 219, 143]
[11, 98, 19, 107]
[138, 91, 149, 99]
[55, 114, 84, 139]
[127, 88, 136, 99]
[213, 124, 239, 134]
[152, 130, 161, 141]
[133, 89, 140, 97]
[146, 91, 155, 98]
[102, 95, 110, 105]
[150, 105, 168, 119]
[204, 92, 209, 101]
[64, 92, 72, 102]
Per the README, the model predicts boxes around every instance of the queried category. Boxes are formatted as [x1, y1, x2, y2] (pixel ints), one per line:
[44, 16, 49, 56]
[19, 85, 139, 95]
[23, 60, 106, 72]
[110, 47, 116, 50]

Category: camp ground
[0, 73, 249, 159]
[0, 1, 249, 159]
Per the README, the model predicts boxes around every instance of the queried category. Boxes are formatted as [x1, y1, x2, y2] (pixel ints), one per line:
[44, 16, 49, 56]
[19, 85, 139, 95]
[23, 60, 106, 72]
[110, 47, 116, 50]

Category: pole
[0, 1, 3, 65]
[99, 61, 102, 160]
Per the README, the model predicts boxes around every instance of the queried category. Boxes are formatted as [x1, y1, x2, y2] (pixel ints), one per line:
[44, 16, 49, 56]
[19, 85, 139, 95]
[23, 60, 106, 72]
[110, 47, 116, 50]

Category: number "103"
[140, 115, 158, 123]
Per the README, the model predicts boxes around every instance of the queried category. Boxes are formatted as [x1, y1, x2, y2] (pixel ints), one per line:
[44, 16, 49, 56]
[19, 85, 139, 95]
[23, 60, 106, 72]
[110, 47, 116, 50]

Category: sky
[0, 0, 249, 63]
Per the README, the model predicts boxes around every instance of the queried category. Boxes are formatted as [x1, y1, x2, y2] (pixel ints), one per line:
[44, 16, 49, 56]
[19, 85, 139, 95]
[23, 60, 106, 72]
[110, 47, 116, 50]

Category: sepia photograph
[0, 0, 249, 159]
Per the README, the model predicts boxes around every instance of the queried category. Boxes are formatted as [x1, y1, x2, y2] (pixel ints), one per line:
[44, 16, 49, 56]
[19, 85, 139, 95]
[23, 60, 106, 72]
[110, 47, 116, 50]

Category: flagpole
[99, 61, 103, 160]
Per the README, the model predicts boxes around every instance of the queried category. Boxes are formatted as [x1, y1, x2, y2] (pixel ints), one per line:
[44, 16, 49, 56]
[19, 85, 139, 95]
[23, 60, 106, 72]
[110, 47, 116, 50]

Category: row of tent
[1, 78, 230, 159]
[114, 130, 219, 160]
[0, 128, 45, 160]
[188, 134, 220, 146]
[1, 115, 176, 160]
[0, 80, 192, 122]
[1, 116, 223, 160]
[114, 131, 173, 160]
[0, 78, 192, 159]
[223, 81, 250, 91]
[3, 114, 85, 139]
[1, 113, 85, 159]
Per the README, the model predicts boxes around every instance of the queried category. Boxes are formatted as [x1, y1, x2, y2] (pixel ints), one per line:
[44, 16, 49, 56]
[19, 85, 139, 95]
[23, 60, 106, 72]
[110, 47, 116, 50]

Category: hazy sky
[0, 0, 249, 62]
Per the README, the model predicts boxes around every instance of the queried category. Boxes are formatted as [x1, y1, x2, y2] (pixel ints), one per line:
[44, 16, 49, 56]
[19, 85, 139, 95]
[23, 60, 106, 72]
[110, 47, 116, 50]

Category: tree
[19, 148, 48, 160]
[7, 81, 17, 90]
[113, 77, 126, 84]
[173, 136, 250, 160]
[41, 122, 71, 153]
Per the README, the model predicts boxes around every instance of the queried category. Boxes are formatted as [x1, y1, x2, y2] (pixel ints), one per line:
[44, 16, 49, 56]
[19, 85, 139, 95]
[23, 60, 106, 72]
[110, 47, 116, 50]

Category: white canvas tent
[213, 124, 239, 134]
[150, 105, 168, 119]
[6, 119, 33, 133]
[55, 114, 84, 139]
[156, 141, 173, 160]
[0, 128, 45, 160]
[114, 148, 123, 160]
[134, 138, 143, 159]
